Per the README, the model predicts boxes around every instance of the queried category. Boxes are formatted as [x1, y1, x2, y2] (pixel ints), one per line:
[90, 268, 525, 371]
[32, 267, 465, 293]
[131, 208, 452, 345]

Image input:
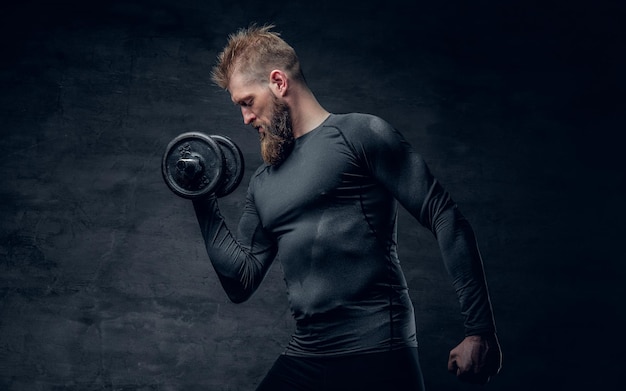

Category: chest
[252, 130, 370, 231]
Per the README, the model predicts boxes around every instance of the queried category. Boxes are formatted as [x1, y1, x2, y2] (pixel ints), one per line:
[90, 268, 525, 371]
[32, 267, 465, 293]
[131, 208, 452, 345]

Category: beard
[259, 97, 295, 166]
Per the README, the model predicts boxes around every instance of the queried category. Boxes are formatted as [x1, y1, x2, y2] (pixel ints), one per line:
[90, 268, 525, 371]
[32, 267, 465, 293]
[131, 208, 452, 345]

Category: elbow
[227, 291, 252, 304]
[218, 275, 254, 303]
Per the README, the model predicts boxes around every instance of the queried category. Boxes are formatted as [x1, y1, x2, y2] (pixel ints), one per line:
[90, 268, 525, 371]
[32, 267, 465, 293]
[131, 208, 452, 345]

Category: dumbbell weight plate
[162, 132, 224, 199]
[212, 135, 245, 198]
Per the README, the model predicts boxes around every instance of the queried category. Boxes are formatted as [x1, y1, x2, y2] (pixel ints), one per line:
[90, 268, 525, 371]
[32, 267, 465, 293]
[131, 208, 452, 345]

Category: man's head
[212, 24, 302, 166]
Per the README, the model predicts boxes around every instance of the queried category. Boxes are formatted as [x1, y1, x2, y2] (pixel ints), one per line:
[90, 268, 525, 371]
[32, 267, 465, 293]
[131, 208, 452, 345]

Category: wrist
[465, 331, 497, 341]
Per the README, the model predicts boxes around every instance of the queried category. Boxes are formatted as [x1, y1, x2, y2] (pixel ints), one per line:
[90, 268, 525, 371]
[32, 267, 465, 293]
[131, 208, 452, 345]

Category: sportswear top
[193, 113, 496, 357]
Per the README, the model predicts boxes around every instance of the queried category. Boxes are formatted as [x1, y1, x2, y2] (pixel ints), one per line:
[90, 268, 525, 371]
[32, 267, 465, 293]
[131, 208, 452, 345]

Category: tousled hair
[211, 24, 304, 89]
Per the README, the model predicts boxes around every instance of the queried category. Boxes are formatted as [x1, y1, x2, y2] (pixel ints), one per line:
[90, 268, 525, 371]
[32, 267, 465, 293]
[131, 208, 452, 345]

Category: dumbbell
[162, 132, 245, 199]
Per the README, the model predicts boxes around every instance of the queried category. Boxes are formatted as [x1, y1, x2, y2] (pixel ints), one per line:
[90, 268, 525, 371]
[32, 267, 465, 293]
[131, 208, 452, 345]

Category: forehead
[228, 72, 265, 103]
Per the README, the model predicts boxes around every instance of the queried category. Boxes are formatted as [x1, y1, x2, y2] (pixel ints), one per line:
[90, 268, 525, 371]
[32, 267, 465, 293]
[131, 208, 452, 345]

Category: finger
[454, 360, 487, 384]
[447, 357, 458, 373]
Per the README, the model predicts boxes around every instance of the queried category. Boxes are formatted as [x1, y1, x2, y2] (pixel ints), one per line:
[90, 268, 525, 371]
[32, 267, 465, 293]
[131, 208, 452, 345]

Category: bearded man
[192, 24, 502, 390]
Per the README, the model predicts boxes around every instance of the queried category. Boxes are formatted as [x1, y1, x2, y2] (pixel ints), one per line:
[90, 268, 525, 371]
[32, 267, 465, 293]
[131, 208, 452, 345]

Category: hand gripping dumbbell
[162, 132, 245, 199]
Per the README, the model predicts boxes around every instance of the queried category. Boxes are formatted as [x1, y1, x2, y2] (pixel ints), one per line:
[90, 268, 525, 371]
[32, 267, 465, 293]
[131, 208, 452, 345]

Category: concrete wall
[1, 0, 623, 390]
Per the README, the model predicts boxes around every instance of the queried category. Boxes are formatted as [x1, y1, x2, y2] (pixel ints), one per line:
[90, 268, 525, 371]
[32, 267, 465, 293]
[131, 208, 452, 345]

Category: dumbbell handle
[176, 156, 203, 181]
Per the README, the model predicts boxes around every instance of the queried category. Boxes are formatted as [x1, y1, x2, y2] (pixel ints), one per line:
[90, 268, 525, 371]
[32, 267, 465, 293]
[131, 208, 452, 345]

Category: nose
[241, 107, 256, 125]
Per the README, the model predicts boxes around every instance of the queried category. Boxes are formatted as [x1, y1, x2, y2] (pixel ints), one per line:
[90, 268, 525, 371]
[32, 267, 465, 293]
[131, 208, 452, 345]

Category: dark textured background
[1, 0, 624, 390]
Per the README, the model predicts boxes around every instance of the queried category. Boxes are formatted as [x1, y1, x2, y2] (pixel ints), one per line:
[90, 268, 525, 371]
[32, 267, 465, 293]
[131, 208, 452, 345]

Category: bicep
[236, 193, 277, 259]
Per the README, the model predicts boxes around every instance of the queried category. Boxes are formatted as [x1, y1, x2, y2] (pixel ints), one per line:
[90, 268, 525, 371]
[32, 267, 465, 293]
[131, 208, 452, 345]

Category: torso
[250, 113, 417, 356]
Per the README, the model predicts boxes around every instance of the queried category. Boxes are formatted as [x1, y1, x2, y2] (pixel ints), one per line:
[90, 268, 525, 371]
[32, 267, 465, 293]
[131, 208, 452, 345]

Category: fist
[447, 333, 502, 384]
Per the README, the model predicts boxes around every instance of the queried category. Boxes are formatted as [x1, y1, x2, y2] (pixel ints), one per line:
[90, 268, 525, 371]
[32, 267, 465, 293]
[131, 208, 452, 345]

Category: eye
[235, 96, 254, 108]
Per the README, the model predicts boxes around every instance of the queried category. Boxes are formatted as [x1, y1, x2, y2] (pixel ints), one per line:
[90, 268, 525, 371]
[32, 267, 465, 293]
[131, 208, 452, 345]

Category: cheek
[260, 110, 273, 125]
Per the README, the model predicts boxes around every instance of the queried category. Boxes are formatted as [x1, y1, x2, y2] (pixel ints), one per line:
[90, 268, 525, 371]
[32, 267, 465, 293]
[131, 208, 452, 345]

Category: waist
[284, 290, 417, 357]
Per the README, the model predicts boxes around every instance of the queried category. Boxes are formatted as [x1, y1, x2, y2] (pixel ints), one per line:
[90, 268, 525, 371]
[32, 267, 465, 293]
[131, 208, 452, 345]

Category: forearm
[434, 205, 496, 336]
[394, 161, 496, 335]
[192, 196, 275, 303]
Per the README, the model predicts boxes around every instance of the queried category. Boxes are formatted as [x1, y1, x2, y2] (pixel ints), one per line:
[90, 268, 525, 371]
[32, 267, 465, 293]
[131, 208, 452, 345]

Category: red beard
[260, 98, 294, 166]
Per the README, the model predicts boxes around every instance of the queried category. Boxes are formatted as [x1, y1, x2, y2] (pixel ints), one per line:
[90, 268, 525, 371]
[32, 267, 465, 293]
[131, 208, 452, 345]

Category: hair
[211, 24, 305, 89]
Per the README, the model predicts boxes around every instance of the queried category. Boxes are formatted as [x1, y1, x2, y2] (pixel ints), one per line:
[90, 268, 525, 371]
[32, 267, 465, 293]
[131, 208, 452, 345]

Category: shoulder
[252, 163, 270, 177]
[247, 163, 271, 190]
[325, 112, 402, 150]
[325, 112, 394, 134]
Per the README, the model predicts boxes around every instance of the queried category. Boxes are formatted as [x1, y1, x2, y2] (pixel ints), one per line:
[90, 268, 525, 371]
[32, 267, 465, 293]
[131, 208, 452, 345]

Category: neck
[286, 85, 330, 138]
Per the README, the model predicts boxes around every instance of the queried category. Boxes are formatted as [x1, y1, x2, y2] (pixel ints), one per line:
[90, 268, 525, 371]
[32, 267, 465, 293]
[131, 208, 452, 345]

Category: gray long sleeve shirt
[193, 113, 496, 357]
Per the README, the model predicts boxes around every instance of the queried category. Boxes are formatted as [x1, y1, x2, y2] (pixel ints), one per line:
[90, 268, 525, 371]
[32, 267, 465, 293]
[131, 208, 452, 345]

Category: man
[193, 24, 502, 390]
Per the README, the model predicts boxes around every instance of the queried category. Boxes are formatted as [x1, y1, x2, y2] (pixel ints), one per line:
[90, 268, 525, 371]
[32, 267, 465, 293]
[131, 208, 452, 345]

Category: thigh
[325, 348, 425, 391]
[256, 354, 324, 391]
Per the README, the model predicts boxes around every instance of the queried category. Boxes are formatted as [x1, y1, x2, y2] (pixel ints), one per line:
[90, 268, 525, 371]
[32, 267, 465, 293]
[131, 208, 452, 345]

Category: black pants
[256, 347, 425, 391]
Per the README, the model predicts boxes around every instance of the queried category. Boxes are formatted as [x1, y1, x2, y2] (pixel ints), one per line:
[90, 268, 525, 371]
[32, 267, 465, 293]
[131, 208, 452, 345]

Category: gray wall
[1, 0, 624, 390]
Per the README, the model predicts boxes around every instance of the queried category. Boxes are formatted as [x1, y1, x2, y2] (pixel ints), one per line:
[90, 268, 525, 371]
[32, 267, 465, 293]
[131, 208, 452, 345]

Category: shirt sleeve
[192, 186, 278, 303]
[350, 115, 497, 336]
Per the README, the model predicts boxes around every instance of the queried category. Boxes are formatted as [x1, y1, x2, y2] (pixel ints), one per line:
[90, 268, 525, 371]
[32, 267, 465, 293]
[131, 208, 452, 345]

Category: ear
[269, 70, 288, 97]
